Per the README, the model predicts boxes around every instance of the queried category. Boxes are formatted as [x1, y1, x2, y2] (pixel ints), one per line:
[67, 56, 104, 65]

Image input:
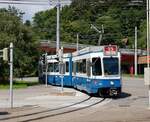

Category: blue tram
[39, 45, 121, 96]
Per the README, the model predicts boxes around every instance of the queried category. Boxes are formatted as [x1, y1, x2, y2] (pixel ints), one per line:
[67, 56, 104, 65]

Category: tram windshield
[54, 62, 59, 72]
[103, 57, 119, 76]
[48, 63, 53, 72]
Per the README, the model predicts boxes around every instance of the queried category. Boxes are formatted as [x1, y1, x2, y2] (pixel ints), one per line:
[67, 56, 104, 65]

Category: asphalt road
[0, 77, 150, 122]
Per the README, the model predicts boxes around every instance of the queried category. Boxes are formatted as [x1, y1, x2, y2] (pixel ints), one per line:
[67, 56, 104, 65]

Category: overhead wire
[0, 0, 146, 6]
[0, 0, 71, 6]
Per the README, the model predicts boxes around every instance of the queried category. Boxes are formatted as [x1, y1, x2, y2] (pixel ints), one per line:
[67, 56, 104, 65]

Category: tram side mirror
[59, 63, 65, 74]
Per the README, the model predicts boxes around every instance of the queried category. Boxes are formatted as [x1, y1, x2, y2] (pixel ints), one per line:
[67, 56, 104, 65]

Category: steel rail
[0, 97, 92, 121]
[21, 98, 106, 122]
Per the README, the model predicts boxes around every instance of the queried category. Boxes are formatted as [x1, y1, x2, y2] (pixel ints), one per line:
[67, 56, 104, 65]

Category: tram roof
[72, 46, 104, 56]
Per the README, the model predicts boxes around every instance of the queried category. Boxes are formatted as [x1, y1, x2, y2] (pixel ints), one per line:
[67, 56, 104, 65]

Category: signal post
[0, 43, 13, 108]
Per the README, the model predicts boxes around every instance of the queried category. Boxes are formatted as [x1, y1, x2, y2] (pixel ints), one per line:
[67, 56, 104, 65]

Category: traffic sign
[3, 48, 8, 61]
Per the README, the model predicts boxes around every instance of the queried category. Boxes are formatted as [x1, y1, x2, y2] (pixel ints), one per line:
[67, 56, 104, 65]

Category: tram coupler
[109, 89, 118, 96]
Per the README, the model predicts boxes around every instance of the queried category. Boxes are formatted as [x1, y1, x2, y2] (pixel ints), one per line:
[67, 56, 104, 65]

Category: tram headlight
[110, 81, 114, 85]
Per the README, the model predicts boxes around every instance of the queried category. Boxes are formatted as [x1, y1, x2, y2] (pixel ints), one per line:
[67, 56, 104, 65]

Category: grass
[0, 80, 39, 89]
[0, 74, 144, 89]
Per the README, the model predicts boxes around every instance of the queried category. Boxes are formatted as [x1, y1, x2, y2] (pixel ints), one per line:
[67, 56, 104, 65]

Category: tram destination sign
[104, 45, 118, 56]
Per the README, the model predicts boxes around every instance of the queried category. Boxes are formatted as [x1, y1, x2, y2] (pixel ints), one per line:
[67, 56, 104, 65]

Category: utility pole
[45, 53, 48, 87]
[98, 25, 104, 46]
[56, 0, 60, 54]
[134, 26, 137, 76]
[9, 43, 13, 108]
[145, 0, 150, 109]
[147, 0, 150, 68]
[148, 0, 150, 109]
[59, 47, 64, 92]
[56, 0, 64, 92]
[77, 33, 79, 52]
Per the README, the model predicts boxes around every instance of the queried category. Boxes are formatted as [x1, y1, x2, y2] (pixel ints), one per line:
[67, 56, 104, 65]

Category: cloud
[0, 0, 71, 22]
[16, 4, 51, 21]
[0, 3, 51, 21]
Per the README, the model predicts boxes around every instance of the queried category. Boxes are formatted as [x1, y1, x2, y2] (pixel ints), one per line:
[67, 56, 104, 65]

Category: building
[39, 40, 148, 74]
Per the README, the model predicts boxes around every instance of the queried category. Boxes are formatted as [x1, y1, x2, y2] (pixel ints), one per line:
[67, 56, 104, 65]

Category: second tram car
[39, 45, 121, 96]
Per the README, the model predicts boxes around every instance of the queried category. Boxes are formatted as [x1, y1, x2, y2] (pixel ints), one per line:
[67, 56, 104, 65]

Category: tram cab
[72, 45, 121, 96]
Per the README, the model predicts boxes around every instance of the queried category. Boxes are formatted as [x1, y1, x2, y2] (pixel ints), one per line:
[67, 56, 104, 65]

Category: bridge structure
[39, 40, 148, 74]
[39, 40, 147, 55]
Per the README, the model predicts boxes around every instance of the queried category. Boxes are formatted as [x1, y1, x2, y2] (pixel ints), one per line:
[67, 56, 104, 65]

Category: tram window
[48, 63, 53, 72]
[92, 58, 102, 76]
[53, 63, 54, 72]
[66, 62, 69, 72]
[75, 59, 86, 74]
[54, 62, 59, 72]
[59, 63, 65, 74]
[76, 61, 80, 73]
[73, 62, 76, 75]
[79, 61, 82, 73]
[103, 58, 119, 76]
[86, 59, 91, 77]
[82, 59, 86, 73]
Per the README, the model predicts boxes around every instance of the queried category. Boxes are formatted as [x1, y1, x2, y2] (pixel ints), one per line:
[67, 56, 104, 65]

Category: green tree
[138, 20, 147, 49]
[33, 0, 147, 48]
[0, 7, 39, 83]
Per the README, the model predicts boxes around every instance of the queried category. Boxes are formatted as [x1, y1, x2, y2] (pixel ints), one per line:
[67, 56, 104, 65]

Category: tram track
[0, 97, 91, 121]
[0, 97, 106, 122]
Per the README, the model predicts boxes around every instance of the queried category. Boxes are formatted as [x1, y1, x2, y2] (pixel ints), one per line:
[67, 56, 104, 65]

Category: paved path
[0, 77, 150, 122]
[0, 85, 89, 108]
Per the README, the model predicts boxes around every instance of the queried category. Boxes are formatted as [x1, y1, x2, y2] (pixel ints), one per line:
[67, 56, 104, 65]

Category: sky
[0, 0, 71, 22]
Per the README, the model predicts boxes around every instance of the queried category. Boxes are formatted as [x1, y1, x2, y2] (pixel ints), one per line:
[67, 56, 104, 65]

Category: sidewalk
[0, 85, 88, 109]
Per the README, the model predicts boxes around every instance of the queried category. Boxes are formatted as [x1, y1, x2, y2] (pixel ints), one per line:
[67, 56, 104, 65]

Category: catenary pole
[56, 0, 60, 54]
[148, 0, 150, 109]
[147, 0, 150, 68]
[134, 26, 137, 76]
[77, 33, 79, 52]
[146, 0, 150, 109]
[45, 53, 48, 87]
